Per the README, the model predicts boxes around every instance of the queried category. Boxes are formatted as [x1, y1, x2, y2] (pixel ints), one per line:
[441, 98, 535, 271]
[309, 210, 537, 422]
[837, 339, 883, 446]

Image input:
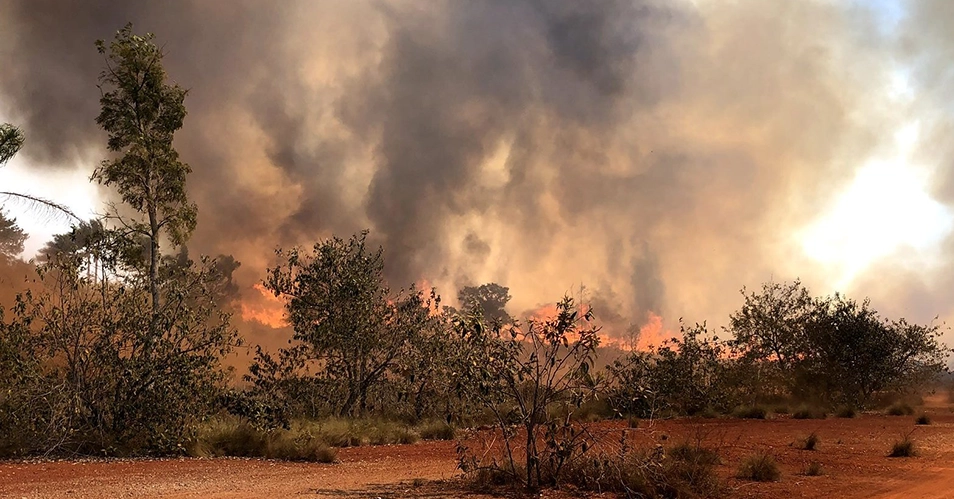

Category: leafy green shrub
[737, 452, 781, 482]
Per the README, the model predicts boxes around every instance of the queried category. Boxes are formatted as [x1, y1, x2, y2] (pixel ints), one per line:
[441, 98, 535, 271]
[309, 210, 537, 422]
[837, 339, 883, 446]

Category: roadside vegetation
[0, 23, 951, 498]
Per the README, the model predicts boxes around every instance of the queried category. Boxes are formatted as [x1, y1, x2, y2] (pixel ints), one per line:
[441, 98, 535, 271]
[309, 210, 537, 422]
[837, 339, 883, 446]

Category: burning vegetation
[1, 7, 954, 498]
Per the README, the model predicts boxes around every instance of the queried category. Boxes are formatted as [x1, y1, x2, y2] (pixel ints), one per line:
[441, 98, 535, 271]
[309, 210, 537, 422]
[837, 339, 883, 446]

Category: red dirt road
[3, 400, 954, 498]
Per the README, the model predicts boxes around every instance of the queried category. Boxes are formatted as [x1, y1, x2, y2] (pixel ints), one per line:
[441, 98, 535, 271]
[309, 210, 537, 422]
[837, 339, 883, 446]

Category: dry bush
[188, 416, 337, 462]
[915, 413, 931, 425]
[797, 432, 819, 451]
[732, 405, 768, 419]
[803, 461, 824, 476]
[737, 452, 781, 482]
[887, 403, 914, 416]
[889, 436, 917, 458]
[792, 406, 827, 420]
[416, 420, 456, 440]
[835, 406, 856, 418]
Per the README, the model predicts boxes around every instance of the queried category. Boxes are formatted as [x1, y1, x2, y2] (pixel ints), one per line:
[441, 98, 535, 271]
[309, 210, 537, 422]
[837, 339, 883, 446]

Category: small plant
[737, 452, 781, 482]
[416, 420, 456, 440]
[888, 436, 917, 458]
[627, 416, 640, 428]
[732, 405, 767, 419]
[669, 441, 722, 466]
[792, 406, 826, 420]
[887, 403, 914, 416]
[797, 432, 820, 451]
[773, 404, 790, 415]
[803, 461, 824, 476]
[915, 413, 931, 425]
[835, 406, 856, 418]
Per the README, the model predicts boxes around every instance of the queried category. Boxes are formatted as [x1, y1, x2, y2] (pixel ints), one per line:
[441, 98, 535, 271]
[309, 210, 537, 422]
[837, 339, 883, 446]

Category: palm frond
[0, 191, 81, 222]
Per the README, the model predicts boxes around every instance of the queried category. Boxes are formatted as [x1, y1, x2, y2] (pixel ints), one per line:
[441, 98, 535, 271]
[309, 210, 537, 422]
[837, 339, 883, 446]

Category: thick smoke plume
[1, 0, 950, 344]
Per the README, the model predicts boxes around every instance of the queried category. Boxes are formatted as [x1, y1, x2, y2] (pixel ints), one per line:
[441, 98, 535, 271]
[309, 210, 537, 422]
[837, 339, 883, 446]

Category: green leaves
[0, 123, 24, 165]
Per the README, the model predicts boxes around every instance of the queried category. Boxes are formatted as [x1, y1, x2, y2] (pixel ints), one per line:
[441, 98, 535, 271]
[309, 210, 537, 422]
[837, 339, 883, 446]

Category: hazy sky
[2, 0, 954, 347]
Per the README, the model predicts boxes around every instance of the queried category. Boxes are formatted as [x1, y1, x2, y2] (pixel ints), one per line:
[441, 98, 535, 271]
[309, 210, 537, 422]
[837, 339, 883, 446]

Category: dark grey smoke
[4, 0, 946, 342]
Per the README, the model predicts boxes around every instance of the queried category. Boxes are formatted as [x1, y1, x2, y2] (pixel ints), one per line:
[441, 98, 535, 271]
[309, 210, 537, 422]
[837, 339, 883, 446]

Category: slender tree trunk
[147, 197, 160, 344]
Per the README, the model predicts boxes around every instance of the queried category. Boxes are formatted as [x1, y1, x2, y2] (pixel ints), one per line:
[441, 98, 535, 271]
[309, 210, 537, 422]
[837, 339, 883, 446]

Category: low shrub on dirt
[886, 403, 914, 416]
[792, 406, 826, 420]
[773, 404, 791, 415]
[416, 420, 456, 441]
[559, 444, 723, 498]
[732, 405, 768, 419]
[889, 437, 917, 457]
[187, 417, 337, 462]
[309, 418, 420, 447]
[835, 406, 856, 418]
[797, 432, 820, 451]
[736, 452, 781, 482]
[803, 461, 824, 476]
[915, 413, 931, 425]
[668, 441, 722, 466]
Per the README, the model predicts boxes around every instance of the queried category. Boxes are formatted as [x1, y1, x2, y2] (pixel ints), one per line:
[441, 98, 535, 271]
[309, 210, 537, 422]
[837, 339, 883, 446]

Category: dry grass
[737, 452, 781, 482]
[792, 406, 827, 420]
[803, 461, 824, 476]
[888, 437, 917, 458]
[732, 405, 768, 419]
[187, 417, 337, 462]
[886, 403, 915, 416]
[797, 432, 820, 451]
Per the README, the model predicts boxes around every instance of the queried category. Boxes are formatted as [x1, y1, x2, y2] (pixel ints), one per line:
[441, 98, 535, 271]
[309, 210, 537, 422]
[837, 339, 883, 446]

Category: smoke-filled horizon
[2, 0, 954, 347]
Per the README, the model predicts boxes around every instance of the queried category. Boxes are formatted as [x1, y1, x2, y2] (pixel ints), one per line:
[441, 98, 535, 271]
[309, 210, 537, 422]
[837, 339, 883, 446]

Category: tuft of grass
[736, 452, 781, 482]
[792, 406, 826, 420]
[773, 404, 790, 415]
[627, 416, 640, 428]
[669, 442, 721, 466]
[265, 431, 338, 462]
[416, 420, 456, 441]
[835, 406, 856, 418]
[797, 432, 820, 451]
[696, 406, 720, 419]
[803, 461, 824, 476]
[187, 416, 337, 462]
[886, 403, 914, 416]
[310, 418, 420, 447]
[915, 413, 931, 425]
[732, 405, 768, 420]
[888, 437, 917, 457]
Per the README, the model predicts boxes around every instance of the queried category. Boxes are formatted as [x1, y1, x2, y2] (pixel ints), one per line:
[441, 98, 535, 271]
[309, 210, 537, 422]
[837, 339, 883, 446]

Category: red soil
[3, 397, 953, 498]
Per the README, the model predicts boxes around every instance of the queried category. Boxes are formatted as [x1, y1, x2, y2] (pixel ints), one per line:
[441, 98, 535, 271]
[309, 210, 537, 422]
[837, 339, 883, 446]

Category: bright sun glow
[801, 126, 953, 287]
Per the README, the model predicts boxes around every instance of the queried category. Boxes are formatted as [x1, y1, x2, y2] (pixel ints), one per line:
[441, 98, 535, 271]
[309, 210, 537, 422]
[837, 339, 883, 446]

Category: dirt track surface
[3, 398, 954, 498]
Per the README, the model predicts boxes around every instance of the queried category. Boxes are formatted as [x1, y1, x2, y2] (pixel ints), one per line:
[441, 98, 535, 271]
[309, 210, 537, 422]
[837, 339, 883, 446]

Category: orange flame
[635, 312, 671, 351]
[239, 283, 287, 329]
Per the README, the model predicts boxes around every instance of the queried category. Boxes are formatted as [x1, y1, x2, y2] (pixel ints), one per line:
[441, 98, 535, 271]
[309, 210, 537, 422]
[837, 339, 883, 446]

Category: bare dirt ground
[3, 396, 953, 499]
